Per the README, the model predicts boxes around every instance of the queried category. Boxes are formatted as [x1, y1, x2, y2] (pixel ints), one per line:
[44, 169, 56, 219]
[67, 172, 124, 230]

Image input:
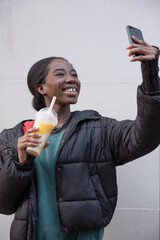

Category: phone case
[126, 25, 144, 44]
[126, 25, 144, 56]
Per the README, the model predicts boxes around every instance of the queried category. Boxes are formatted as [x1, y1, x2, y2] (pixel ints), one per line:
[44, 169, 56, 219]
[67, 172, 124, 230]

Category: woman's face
[38, 59, 81, 108]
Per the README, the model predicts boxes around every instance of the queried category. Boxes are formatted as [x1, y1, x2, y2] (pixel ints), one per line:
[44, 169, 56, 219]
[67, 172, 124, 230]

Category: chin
[69, 100, 78, 105]
[67, 97, 79, 105]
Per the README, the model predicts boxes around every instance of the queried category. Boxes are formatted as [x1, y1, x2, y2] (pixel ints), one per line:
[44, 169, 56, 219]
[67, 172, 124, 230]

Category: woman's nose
[65, 76, 75, 84]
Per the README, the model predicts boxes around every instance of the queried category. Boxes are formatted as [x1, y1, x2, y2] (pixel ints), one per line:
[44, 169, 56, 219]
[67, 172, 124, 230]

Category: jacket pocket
[10, 219, 27, 240]
[91, 174, 113, 217]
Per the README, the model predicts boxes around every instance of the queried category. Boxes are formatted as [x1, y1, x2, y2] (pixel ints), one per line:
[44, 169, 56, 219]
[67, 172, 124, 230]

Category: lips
[61, 81, 80, 100]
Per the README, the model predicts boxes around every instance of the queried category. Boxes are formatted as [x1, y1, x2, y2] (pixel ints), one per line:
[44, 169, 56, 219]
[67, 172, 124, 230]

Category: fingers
[126, 37, 158, 61]
[18, 127, 42, 151]
[130, 36, 148, 46]
[25, 126, 39, 134]
[18, 135, 42, 150]
[18, 126, 51, 163]
[130, 55, 151, 62]
[127, 45, 152, 57]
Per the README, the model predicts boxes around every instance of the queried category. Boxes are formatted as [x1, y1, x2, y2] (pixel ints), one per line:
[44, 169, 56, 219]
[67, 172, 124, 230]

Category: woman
[0, 37, 160, 240]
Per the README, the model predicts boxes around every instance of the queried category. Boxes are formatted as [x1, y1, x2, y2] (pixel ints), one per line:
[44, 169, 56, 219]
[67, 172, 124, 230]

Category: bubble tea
[26, 97, 58, 157]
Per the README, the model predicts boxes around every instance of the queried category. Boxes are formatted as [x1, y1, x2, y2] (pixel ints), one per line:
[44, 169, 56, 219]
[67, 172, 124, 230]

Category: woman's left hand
[126, 36, 158, 62]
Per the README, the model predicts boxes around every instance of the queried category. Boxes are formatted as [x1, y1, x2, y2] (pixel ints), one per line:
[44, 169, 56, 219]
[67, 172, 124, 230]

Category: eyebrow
[53, 68, 77, 73]
[53, 68, 65, 73]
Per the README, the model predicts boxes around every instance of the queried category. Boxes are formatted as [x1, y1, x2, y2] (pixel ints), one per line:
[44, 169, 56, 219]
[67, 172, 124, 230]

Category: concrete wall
[0, 0, 159, 239]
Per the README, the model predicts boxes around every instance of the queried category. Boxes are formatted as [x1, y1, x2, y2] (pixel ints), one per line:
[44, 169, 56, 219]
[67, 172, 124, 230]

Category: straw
[48, 96, 56, 111]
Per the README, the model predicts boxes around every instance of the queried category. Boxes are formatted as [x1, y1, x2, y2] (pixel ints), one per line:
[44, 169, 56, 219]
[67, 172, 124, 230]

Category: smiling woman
[39, 59, 80, 106]
[0, 39, 160, 240]
[27, 57, 81, 129]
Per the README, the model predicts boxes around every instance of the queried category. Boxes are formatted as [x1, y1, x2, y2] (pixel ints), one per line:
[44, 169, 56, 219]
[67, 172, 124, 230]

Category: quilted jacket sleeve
[141, 48, 160, 93]
[106, 55, 160, 166]
[0, 127, 34, 215]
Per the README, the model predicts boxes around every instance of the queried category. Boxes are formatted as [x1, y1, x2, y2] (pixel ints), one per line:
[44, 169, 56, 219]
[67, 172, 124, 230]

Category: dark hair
[27, 57, 68, 111]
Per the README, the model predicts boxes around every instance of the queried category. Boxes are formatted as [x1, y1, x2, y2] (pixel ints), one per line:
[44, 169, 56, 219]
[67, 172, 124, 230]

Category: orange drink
[34, 121, 54, 135]
[26, 106, 58, 157]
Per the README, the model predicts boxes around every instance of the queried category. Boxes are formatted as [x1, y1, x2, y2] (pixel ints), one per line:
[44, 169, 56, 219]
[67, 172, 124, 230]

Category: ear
[37, 84, 47, 96]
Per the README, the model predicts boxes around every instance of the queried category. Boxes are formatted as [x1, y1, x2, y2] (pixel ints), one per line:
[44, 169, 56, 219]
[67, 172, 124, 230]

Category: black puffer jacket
[0, 85, 160, 240]
[1, 52, 160, 239]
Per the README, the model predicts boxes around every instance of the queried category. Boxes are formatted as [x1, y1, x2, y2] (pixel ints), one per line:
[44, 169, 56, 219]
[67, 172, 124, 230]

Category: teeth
[65, 88, 76, 92]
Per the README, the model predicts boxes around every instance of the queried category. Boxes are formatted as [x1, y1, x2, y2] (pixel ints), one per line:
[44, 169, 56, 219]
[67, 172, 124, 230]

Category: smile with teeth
[64, 88, 77, 92]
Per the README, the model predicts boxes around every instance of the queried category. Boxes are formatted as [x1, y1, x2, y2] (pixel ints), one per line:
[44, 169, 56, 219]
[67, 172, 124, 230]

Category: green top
[34, 128, 104, 240]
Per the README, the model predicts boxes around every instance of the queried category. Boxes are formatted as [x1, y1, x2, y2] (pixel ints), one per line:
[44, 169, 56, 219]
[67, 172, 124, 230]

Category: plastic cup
[26, 108, 58, 157]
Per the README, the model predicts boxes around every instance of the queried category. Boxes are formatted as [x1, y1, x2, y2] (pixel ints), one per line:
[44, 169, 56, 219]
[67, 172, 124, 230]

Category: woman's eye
[72, 73, 78, 77]
[56, 73, 64, 76]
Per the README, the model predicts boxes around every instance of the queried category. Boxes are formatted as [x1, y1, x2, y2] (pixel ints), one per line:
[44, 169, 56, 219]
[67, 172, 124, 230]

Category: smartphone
[126, 25, 144, 56]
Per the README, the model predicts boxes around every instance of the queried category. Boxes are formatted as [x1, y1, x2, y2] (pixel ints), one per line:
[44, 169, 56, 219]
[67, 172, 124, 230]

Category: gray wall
[0, 0, 159, 239]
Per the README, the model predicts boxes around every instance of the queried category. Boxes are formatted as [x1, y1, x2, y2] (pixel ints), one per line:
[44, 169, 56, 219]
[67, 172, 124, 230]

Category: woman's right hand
[17, 127, 42, 163]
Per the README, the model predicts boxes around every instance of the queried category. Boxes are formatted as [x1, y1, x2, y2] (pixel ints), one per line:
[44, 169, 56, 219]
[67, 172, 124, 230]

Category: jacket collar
[60, 110, 101, 151]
